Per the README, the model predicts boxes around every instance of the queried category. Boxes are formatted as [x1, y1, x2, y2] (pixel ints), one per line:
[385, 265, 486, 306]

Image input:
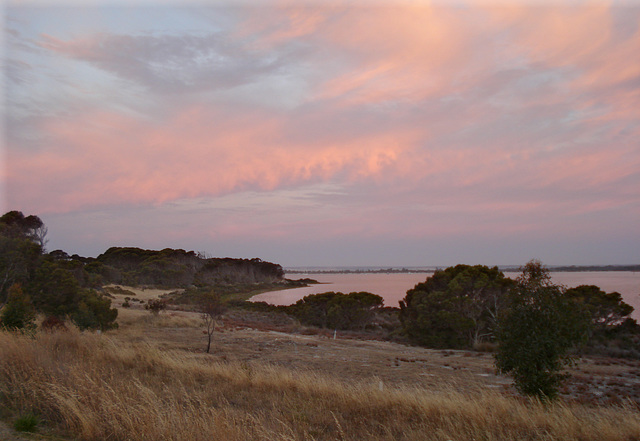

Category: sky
[1, 0, 639, 267]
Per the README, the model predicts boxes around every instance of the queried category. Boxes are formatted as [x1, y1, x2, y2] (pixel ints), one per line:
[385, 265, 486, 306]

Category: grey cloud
[39, 31, 309, 95]
[4, 58, 34, 85]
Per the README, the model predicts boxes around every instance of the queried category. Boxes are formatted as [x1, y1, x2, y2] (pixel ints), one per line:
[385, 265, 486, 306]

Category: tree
[565, 285, 634, 330]
[399, 265, 513, 348]
[291, 291, 384, 331]
[292, 292, 340, 328]
[200, 292, 226, 353]
[0, 211, 47, 248]
[0, 236, 41, 304]
[71, 290, 118, 331]
[494, 260, 590, 400]
[0, 211, 46, 304]
[0, 283, 36, 331]
[29, 259, 82, 319]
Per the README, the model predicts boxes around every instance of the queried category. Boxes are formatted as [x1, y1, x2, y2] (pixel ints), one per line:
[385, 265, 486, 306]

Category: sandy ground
[107, 286, 640, 405]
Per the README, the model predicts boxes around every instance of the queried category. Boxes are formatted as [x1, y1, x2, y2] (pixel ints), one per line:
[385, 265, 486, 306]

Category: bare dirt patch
[112, 298, 640, 405]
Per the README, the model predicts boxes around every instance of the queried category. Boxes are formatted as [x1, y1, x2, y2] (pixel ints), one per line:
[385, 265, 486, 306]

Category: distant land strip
[286, 265, 640, 274]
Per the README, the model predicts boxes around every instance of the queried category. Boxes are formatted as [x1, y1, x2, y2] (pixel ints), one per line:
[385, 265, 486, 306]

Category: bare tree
[200, 292, 227, 354]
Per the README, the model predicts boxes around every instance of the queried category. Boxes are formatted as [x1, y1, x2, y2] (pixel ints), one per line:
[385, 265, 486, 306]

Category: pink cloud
[6, 3, 639, 250]
[7, 102, 424, 213]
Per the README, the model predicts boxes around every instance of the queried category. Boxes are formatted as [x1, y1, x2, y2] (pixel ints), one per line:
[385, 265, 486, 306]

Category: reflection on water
[250, 271, 640, 319]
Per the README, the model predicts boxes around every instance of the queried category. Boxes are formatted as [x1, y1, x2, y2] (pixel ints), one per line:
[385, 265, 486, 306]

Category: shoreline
[285, 266, 640, 275]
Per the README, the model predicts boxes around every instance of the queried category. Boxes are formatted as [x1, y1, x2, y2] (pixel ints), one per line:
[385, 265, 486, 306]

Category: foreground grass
[1, 330, 639, 441]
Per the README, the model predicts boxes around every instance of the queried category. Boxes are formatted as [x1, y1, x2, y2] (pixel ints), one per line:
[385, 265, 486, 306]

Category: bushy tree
[0, 284, 36, 331]
[71, 290, 118, 331]
[0, 211, 121, 331]
[0, 211, 47, 248]
[0, 212, 45, 304]
[293, 292, 338, 328]
[494, 260, 590, 400]
[565, 285, 633, 330]
[29, 259, 82, 318]
[399, 265, 513, 348]
[292, 291, 384, 330]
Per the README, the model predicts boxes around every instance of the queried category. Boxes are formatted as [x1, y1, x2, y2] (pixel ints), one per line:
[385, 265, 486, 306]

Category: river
[250, 271, 640, 319]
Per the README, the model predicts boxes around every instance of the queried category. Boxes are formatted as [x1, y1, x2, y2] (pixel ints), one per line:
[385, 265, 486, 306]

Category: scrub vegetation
[2, 210, 640, 439]
[2, 329, 640, 441]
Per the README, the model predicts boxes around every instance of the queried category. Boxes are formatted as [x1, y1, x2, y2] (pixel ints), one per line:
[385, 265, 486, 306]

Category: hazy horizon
[3, 1, 639, 268]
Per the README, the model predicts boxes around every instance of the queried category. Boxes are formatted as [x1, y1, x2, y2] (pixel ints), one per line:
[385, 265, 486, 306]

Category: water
[250, 271, 640, 319]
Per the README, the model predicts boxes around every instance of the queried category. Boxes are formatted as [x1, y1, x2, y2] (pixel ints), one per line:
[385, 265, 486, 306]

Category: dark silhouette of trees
[292, 291, 384, 331]
[399, 265, 513, 348]
[565, 285, 634, 329]
[0, 211, 118, 332]
[0, 212, 45, 304]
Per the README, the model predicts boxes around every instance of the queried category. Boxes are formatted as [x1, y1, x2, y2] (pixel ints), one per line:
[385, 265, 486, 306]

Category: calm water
[251, 271, 640, 319]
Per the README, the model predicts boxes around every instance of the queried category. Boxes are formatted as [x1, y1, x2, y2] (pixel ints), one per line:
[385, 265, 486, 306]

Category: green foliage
[292, 291, 384, 330]
[565, 285, 634, 330]
[399, 265, 513, 349]
[0, 210, 47, 247]
[71, 290, 118, 331]
[95, 247, 285, 288]
[494, 260, 590, 400]
[1, 211, 122, 331]
[47, 251, 102, 288]
[565, 285, 640, 357]
[14, 413, 39, 432]
[0, 283, 36, 331]
[0, 212, 44, 302]
[29, 259, 82, 318]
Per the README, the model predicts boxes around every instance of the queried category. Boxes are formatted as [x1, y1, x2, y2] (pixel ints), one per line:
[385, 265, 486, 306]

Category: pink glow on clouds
[7, 104, 422, 212]
[4, 3, 640, 264]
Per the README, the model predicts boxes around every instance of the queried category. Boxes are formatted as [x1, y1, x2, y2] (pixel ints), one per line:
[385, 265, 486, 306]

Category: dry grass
[1, 329, 639, 441]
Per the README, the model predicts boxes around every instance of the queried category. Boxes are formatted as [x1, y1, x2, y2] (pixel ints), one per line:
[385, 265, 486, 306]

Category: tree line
[399, 261, 639, 399]
[0, 211, 118, 331]
[0, 210, 287, 333]
[2, 210, 638, 400]
[246, 261, 639, 399]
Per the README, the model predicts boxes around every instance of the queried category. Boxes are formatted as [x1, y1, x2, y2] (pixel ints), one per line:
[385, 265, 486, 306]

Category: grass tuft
[14, 413, 39, 432]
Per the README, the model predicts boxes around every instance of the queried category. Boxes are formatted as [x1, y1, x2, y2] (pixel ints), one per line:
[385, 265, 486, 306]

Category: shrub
[71, 290, 118, 331]
[145, 298, 167, 315]
[291, 291, 384, 331]
[0, 283, 36, 331]
[14, 413, 39, 432]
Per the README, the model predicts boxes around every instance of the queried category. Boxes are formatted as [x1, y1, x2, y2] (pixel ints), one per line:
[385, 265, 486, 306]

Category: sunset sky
[2, 1, 639, 267]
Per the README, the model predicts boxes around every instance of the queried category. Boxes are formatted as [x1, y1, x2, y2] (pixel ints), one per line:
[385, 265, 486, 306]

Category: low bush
[14, 413, 39, 432]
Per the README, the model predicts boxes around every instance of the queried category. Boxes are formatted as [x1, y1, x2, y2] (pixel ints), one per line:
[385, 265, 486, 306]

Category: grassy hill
[1, 287, 639, 441]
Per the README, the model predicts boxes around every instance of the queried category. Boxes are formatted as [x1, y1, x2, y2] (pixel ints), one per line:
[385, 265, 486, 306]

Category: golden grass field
[1, 286, 640, 440]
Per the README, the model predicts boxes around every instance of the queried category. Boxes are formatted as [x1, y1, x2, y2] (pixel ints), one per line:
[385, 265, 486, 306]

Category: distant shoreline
[285, 265, 640, 275]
